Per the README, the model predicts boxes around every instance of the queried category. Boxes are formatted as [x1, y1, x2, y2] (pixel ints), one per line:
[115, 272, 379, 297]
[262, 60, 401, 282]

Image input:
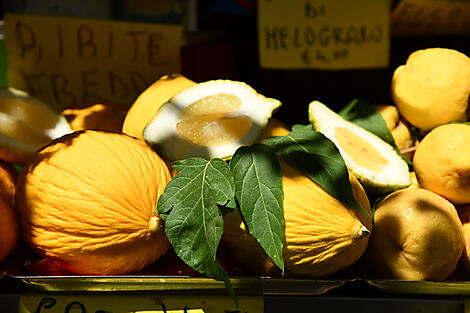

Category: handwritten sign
[391, 0, 470, 36]
[3, 13, 183, 111]
[18, 293, 263, 313]
[257, 0, 390, 70]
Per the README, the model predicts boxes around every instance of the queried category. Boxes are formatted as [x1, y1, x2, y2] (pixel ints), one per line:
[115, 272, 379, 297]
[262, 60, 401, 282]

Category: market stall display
[1, 46, 470, 312]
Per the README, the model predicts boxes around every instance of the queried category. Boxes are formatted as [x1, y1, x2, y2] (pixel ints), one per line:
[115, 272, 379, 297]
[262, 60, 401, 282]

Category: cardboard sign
[391, 0, 470, 36]
[3, 13, 183, 111]
[18, 293, 263, 313]
[257, 0, 390, 70]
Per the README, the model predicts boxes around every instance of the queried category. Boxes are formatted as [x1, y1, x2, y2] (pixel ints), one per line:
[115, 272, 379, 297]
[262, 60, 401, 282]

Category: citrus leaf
[339, 98, 412, 167]
[339, 98, 394, 145]
[157, 157, 234, 282]
[229, 143, 284, 273]
[264, 124, 368, 215]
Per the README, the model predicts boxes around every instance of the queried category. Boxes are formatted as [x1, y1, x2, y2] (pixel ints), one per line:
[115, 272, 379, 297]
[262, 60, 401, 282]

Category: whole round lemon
[413, 123, 470, 204]
[375, 104, 414, 159]
[362, 188, 465, 281]
[391, 48, 470, 131]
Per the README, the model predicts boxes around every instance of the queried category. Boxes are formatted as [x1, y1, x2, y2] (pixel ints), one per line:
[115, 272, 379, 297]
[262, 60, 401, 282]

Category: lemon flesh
[308, 100, 410, 194]
[0, 88, 73, 164]
[143, 80, 281, 161]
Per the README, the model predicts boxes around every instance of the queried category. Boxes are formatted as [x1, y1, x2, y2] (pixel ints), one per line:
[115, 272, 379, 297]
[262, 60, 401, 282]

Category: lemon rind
[308, 100, 411, 193]
[143, 80, 281, 161]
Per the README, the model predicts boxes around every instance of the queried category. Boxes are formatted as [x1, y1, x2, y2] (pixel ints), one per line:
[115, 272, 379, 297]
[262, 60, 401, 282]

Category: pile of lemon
[1, 47, 470, 283]
[364, 48, 470, 281]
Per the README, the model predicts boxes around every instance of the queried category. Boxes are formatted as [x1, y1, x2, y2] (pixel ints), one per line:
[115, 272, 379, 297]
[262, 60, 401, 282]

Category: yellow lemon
[122, 74, 197, 139]
[309, 100, 410, 194]
[62, 101, 128, 132]
[363, 188, 465, 281]
[0, 88, 73, 165]
[143, 79, 281, 161]
[391, 48, 470, 131]
[375, 104, 414, 159]
[413, 123, 470, 204]
[457, 205, 470, 276]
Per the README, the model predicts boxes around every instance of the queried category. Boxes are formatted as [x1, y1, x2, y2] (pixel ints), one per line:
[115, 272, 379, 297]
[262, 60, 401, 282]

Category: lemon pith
[308, 100, 410, 194]
[144, 80, 281, 161]
[0, 87, 73, 165]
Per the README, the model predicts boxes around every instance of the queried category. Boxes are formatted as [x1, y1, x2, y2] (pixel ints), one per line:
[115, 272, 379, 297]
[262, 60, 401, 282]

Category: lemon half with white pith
[143, 80, 281, 161]
[0, 87, 73, 165]
[309, 100, 410, 194]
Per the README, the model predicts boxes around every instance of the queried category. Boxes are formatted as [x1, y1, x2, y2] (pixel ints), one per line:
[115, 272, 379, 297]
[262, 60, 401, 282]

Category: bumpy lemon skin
[391, 48, 470, 131]
[374, 104, 414, 158]
[363, 188, 465, 281]
[413, 123, 470, 205]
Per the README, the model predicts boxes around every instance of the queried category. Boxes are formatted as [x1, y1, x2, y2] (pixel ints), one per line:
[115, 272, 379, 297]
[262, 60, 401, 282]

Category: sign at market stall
[257, 0, 390, 70]
[391, 0, 470, 36]
[18, 293, 263, 313]
[3, 14, 183, 111]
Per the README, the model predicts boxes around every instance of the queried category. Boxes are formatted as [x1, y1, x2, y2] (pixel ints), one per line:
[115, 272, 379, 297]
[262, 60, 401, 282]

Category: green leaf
[264, 124, 368, 215]
[157, 157, 234, 280]
[339, 98, 412, 167]
[13, 165, 23, 174]
[339, 98, 395, 145]
[229, 143, 284, 273]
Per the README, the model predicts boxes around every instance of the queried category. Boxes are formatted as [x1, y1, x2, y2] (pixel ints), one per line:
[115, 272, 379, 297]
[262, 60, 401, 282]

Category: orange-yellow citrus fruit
[391, 48, 470, 131]
[122, 74, 197, 139]
[363, 188, 465, 281]
[143, 79, 281, 161]
[0, 159, 18, 205]
[413, 123, 470, 204]
[375, 104, 414, 157]
[0, 88, 73, 165]
[0, 195, 19, 263]
[62, 101, 128, 132]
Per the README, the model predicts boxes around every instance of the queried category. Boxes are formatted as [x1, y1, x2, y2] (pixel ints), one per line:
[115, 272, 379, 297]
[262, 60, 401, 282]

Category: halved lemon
[122, 74, 197, 140]
[0, 88, 73, 165]
[308, 100, 410, 194]
[143, 80, 281, 161]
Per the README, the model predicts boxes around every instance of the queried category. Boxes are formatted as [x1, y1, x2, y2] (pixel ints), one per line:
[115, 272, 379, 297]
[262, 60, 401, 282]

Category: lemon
[457, 205, 470, 275]
[375, 105, 413, 150]
[0, 88, 73, 165]
[62, 101, 127, 132]
[391, 48, 470, 131]
[122, 74, 197, 140]
[362, 188, 465, 281]
[413, 123, 470, 204]
[308, 100, 410, 194]
[143, 80, 281, 161]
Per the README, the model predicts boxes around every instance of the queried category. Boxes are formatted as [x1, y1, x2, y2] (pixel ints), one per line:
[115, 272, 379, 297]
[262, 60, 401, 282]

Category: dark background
[3, 0, 470, 126]
[195, 1, 470, 126]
